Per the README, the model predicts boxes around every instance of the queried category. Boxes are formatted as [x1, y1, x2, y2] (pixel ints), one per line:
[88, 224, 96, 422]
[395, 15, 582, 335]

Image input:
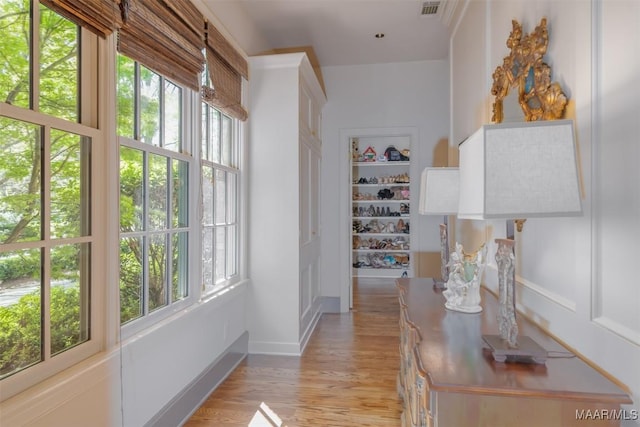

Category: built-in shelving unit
[351, 138, 413, 279]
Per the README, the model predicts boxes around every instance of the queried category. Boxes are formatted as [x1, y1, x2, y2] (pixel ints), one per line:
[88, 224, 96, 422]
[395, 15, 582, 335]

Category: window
[0, 1, 100, 398]
[117, 55, 194, 328]
[201, 102, 240, 295]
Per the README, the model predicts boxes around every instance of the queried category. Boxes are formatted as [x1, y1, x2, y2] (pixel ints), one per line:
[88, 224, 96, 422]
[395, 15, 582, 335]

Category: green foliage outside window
[0, 1, 88, 378]
[1, 0, 192, 377]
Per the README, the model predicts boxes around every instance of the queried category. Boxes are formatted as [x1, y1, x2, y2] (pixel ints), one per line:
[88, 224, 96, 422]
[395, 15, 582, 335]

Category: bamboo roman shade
[202, 22, 249, 121]
[40, 0, 122, 38]
[41, 0, 250, 114]
[117, 0, 205, 91]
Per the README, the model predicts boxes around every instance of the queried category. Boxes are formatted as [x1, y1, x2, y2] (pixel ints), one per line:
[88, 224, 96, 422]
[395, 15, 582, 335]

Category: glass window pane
[201, 103, 209, 161]
[202, 228, 213, 292]
[171, 232, 188, 302]
[148, 153, 168, 230]
[148, 233, 167, 312]
[226, 224, 237, 278]
[172, 159, 188, 228]
[202, 165, 214, 226]
[119, 147, 144, 232]
[50, 129, 90, 239]
[221, 115, 232, 166]
[214, 169, 226, 225]
[0, 0, 30, 109]
[50, 243, 89, 356]
[120, 237, 143, 324]
[163, 80, 181, 152]
[139, 66, 160, 146]
[227, 173, 237, 224]
[214, 227, 226, 284]
[209, 108, 220, 164]
[0, 117, 42, 243]
[0, 248, 42, 379]
[117, 55, 135, 139]
[39, 5, 78, 121]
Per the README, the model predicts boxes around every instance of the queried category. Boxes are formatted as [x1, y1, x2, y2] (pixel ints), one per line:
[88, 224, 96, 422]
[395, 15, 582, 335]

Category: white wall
[0, 283, 248, 427]
[451, 0, 640, 421]
[120, 284, 247, 426]
[319, 60, 450, 304]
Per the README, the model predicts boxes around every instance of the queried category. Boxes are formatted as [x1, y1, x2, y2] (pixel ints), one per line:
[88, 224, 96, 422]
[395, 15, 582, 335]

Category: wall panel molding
[594, 317, 640, 347]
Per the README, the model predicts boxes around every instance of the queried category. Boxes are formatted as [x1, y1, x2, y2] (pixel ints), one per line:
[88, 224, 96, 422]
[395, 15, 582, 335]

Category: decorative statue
[443, 242, 488, 313]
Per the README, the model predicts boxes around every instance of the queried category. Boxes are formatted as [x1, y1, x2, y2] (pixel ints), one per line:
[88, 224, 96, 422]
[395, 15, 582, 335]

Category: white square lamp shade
[419, 167, 459, 215]
[458, 119, 582, 220]
[419, 167, 459, 287]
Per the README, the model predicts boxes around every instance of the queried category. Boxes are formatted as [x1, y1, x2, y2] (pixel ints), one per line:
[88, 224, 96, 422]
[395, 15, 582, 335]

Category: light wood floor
[184, 280, 402, 427]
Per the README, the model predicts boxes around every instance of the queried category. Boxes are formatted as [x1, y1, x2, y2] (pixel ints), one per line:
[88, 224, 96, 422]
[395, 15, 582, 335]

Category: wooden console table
[396, 278, 632, 427]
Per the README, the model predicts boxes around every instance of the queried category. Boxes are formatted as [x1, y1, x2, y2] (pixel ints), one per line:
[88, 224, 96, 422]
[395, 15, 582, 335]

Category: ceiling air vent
[421, 1, 440, 16]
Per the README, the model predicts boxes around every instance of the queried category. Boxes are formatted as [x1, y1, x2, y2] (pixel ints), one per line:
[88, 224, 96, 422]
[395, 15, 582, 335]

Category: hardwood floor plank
[184, 280, 402, 426]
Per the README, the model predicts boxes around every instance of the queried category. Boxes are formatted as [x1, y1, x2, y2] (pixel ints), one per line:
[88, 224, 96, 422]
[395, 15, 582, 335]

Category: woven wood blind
[40, 0, 122, 38]
[203, 22, 248, 121]
[117, 0, 205, 91]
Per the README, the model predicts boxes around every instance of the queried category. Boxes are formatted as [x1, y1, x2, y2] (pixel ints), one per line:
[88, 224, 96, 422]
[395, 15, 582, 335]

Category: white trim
[299, 304, 322, 355]
[590, 0, 603, 323]
[339, 126, 420, 312]
[593, 316, 640, 347]
[248, 341, 304, 356]
[484, 265, 577, 312]
[517, 275, 577, 312]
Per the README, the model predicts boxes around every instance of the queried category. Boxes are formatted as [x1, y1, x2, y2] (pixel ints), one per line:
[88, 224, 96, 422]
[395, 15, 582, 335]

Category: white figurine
[442, 242, 488, 313]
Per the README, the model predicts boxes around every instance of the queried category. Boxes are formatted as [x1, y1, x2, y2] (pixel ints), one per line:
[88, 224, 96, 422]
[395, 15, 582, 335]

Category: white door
[299, 137, 321, 334]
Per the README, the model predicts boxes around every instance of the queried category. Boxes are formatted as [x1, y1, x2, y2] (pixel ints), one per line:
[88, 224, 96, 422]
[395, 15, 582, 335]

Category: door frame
[339, 126, 419, 311]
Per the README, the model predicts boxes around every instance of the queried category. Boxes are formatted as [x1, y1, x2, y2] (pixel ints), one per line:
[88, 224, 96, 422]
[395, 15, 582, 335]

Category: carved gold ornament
[491, 18, 568, 123]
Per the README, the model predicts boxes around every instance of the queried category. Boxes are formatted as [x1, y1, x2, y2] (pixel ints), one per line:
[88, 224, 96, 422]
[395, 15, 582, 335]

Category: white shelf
[353, 161, 410, 167]
[352, 199, 410, 203]
[353, 232, 409, 237]
[352, 183, 410, 187]
[352, 267, 411, 279]
[353, 249, 410, 253]
[352, 216, 409, 220]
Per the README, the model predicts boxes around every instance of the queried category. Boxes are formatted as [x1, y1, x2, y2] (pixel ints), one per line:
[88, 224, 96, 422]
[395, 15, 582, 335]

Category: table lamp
[419, 167, 459, 288]
[458, 119, 582, 363]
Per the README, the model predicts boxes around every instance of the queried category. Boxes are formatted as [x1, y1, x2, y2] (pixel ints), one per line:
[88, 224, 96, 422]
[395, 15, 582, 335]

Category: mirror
[491, 18, 568, 123]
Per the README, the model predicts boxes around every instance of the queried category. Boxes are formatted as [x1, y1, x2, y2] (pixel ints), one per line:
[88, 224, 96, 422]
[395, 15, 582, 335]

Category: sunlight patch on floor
[248, 402, 287, 427]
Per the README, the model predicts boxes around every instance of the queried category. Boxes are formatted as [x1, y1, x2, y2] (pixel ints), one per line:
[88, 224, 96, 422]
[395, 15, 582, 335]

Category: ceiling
[199, 0, 453, 67]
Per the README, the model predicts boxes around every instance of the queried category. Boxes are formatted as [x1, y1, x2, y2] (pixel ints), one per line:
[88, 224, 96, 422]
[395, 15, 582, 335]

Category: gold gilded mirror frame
[491, 18, 568, 123]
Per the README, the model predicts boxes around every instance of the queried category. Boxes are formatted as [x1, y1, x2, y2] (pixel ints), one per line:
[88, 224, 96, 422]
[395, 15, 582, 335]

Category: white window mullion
[42, 124, 51, 362]
[165, 232, 172, 304]
[142, 152, 150, 316]
[167, 157, 174, 230]
[31, 2, 40, 112]
[166, 160, 173, 304]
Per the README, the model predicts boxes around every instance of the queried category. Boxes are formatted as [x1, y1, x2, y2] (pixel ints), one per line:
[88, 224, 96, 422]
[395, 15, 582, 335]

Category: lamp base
[482, 335, 547, 364]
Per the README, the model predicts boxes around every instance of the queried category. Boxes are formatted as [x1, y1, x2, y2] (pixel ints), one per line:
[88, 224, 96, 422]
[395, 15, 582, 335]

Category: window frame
[117, 57, 200, 339]
[0, 3, 103, 399]
[200, 102, 243, 297]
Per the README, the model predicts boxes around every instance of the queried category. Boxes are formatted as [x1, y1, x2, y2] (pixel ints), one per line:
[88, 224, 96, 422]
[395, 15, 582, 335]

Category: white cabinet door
[299, 138, 321, 334]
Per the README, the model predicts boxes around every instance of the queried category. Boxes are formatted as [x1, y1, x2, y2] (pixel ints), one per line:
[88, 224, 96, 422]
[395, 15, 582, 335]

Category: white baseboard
[145, 331, 249, 427]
